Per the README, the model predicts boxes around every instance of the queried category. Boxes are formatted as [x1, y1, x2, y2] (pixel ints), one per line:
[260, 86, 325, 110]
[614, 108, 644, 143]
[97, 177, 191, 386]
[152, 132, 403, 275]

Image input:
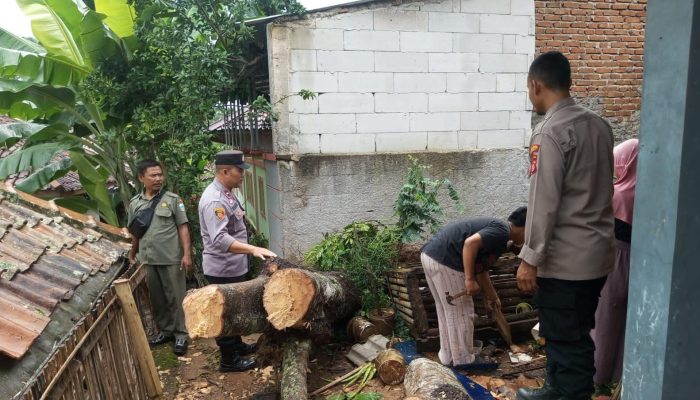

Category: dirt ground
[150, 335, 560, 400]
[151, 333, 616, 400]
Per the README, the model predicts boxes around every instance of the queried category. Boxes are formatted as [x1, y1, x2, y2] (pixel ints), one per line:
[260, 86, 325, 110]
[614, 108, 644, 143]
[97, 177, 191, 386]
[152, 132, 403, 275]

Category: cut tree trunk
[183, 276, 269, 338]
[263, 268, 359, 332]
[280, 337, 312, 400]
[182, 259, 287, 338]
[404, 358, 471, 400]
[375, 349, 407, 385]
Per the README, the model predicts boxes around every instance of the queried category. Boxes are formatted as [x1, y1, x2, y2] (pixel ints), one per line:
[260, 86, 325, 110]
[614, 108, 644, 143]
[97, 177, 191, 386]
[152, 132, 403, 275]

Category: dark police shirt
[421, 217, 510, 273]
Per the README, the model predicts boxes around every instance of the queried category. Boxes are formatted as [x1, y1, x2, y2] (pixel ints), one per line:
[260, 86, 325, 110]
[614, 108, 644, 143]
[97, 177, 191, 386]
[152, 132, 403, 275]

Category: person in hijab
[592, 138, 639, 386]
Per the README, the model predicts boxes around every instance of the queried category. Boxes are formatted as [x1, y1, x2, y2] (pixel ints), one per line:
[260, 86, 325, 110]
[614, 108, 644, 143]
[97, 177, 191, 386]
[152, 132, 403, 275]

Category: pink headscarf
[612, 139, 639, 224]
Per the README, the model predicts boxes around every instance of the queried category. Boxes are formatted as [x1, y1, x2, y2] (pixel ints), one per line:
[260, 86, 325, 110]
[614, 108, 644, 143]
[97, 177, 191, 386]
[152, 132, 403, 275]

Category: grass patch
[152, 345, 179, 370]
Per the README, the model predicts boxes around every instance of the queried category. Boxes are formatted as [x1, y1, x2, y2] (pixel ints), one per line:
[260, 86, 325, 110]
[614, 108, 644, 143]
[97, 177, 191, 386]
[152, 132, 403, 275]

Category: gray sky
[0, 0, 349, 38]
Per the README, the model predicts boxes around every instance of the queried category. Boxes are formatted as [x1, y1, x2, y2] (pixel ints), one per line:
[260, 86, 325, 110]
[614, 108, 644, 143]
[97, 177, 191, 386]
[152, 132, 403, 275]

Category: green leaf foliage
[0, 78, 77, 121]
[0, 121, 47, 146]
[78, 172, 118, 225]
[16, 0, 87, 68]
[0, 142, 72, 180]
[0, 27, 87, 86]
[2, 0, 305, 233]
[78, 9, 129, 67]
[94, 0, 137, 46]
[305, 221, 399, 313]
[53, 195, 97, 214]
[393, 156, 463, 243]
[15, 156, 71, 193]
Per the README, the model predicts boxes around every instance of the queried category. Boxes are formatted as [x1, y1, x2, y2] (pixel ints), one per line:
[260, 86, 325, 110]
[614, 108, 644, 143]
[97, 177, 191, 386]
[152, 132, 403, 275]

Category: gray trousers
[146, 264, 188, 340]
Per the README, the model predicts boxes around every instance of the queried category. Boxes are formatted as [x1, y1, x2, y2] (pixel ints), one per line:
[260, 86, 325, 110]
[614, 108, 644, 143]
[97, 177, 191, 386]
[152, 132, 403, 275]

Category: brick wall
[269, 0, 537, 155]
[535, 0, 646, 140]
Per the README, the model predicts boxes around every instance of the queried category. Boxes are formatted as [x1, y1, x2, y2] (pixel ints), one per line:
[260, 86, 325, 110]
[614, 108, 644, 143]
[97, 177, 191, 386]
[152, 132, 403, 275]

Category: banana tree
[0, 0, 137, 225]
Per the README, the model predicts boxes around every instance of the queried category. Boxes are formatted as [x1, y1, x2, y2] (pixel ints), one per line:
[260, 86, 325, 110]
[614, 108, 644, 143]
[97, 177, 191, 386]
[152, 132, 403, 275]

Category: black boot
[516, 384, 564, 400]
[236, 342, 258, 356]
[219, 348, 256, 372]
[148, 333, 174, 347]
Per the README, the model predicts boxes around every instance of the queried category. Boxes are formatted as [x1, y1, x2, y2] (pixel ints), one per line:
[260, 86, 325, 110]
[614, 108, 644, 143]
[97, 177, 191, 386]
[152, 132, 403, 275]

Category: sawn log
[404, 358, 471, 400]
[183, 275, 269, 338]
[263, 268, 360, 332]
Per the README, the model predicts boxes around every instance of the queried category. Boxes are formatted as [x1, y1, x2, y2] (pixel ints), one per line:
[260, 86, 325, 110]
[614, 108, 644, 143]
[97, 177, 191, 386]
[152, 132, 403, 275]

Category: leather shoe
[516, 385, 564, 400]
[173, 338, 188, 356]
[220, 356, 256, 372]
[237, 342, 258, 356]
[148, 333, 174, 346]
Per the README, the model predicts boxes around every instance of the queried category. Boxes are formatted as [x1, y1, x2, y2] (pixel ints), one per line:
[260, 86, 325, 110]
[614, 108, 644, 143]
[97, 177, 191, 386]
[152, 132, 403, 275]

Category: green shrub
[305, 221, 399, 313]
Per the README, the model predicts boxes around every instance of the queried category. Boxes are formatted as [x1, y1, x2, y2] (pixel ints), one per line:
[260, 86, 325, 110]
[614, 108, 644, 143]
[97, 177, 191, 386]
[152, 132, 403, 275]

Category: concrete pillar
[623, 0, 700, 398]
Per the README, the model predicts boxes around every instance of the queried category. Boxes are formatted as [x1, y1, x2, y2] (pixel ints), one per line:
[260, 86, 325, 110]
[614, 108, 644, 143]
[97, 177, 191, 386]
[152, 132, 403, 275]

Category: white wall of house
[268, 0, 535, 155]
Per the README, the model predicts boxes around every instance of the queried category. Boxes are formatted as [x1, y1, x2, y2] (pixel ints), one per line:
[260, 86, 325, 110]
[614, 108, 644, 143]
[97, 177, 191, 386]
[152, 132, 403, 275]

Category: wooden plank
[114, 279, 163, 398]
[392, 298, 415, 310]
[492, 307, 513, 346]
[387, 283, 408, 295]
[394, 302, 414, 318]
[396, 309, 414, 325]
[404, 273, 429, 335]
[387, 276, 407, 286]
[497, 357, 547, 377]
[389, 289, 410, 302]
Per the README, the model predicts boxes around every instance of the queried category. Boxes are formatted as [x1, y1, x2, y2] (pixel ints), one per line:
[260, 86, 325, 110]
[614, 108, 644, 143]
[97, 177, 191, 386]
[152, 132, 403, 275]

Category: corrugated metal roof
[0, 187, 129, 360]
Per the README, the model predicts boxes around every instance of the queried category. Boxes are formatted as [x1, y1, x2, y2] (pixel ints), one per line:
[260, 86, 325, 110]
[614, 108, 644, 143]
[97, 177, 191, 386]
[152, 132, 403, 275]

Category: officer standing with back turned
[198, 150, 277, 372]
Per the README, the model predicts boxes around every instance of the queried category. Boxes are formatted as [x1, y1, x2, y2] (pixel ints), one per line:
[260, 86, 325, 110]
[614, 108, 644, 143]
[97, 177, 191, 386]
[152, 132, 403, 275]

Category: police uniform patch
[178, 202, 186, 211]
[161, 202, 168, 207]
[213, 207, 226, 221]
[529, 144, 540, 176]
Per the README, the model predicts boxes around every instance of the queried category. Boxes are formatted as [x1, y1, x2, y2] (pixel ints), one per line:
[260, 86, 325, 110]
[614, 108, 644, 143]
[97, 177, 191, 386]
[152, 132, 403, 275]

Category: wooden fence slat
[114, 279, 162, 398]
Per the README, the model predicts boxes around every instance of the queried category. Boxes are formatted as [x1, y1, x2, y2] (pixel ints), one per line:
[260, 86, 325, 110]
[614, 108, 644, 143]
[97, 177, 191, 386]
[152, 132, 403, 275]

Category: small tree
[393, 156, 461, 243]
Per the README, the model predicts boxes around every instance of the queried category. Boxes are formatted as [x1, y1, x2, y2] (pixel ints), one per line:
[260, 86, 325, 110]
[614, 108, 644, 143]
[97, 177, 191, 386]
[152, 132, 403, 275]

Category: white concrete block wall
[271, 0, 536, 155]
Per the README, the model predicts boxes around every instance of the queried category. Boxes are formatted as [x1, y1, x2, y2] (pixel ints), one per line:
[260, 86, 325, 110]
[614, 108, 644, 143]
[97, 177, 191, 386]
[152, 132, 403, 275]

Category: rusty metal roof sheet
[0, 188, 129, 360]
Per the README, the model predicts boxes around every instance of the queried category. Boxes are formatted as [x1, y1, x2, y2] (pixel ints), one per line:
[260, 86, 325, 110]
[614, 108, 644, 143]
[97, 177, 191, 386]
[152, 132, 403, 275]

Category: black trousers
[535, 276, 607, 400]
[204, 274, 247, 354]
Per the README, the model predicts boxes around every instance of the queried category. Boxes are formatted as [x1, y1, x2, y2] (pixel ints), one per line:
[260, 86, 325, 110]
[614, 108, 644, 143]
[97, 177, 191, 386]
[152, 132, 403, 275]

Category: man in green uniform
[128, 160, 192, 356]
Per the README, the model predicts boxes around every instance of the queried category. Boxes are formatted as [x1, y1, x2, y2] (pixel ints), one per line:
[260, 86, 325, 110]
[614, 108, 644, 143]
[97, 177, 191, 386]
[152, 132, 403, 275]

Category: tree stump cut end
[263, 269, 316, 330]
[183, 285, 224, 339]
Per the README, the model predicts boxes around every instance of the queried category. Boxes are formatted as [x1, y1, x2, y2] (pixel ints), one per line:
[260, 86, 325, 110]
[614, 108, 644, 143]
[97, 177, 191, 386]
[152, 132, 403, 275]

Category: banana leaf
[0, 78, 76, 120]
[0, 27, 88, 86]
[79, 10, 128, 67]
[16, 0, 88, 69]
[0, 141, 73, 180]
[94, 0, 137, 50]
[53, 195, 97, 214]
[0, 121, 47, 146]
[68, 151, 110, 183]
[15, 156, 72, 193]
[78, 173, 118, 225]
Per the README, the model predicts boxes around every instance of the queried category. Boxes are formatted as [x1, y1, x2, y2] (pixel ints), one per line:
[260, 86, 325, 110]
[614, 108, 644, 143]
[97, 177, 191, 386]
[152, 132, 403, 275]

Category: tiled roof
[0, 185, 130, 360]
